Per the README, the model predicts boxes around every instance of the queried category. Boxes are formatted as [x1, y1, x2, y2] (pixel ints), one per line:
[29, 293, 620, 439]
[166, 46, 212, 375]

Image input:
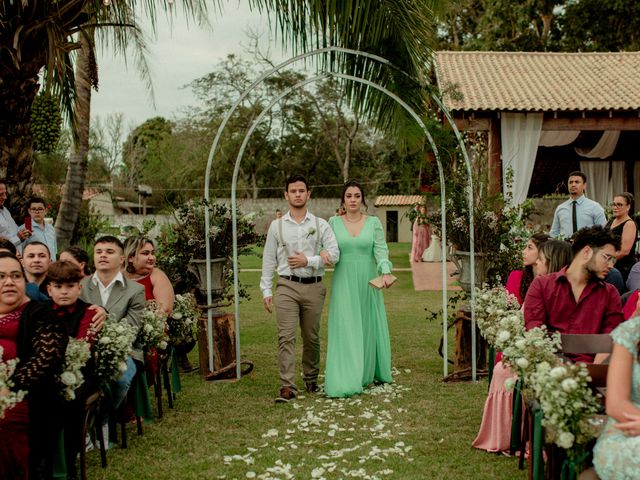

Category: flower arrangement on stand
[0, 346, 25, 419]
[94, 316, 137, 384]
[168, 293, 200, 346]
[138, 301, 169, 351]
[472, 285, 520, 344]
[59, 338, 92, 400]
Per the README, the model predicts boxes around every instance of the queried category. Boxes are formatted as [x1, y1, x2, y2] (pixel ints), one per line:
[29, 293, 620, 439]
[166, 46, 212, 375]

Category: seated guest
[592, 314, 640, 479]
[59, 246, 93, 278]
[22, 241, 52, 301]
[473, 237, 568, 454]
[605, 192, 637, 283]
[505, 233, 551, 304]
[47, 260, 98, 479]
[0, 252, 68, 479]
[79, 236, 145, 410]
[0, 237, 48, 302]
[524, 225, 624, 362]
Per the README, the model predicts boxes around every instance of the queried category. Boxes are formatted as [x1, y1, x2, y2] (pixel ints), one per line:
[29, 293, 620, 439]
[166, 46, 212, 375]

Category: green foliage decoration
[30, 92, 62, 154]
[156, 199, 264, 296]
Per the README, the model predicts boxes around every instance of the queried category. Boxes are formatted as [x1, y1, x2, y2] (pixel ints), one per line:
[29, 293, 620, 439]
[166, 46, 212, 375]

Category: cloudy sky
[92, 3, 285, 127]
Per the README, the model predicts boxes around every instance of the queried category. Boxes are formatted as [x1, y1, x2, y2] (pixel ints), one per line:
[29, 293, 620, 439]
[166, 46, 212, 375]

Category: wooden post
[488, 116, 502, 195]
[197, 312, 237, 379]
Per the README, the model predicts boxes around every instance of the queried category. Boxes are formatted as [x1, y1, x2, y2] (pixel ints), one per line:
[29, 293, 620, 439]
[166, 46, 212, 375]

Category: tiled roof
[434, 51, 640, 112]
[374, 195, 422, 207]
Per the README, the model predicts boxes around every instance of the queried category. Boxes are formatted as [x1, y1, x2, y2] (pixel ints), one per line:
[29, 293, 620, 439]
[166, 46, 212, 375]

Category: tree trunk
[55, 33, 94, 250]
[0, 69, 41, 219]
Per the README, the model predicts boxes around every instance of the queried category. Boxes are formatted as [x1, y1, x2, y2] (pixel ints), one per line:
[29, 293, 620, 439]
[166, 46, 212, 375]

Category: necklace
[344, 214, 363, 223]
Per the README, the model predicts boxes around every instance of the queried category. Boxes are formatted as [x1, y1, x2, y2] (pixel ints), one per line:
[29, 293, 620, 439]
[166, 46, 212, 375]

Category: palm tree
[1, 0, 437, 237]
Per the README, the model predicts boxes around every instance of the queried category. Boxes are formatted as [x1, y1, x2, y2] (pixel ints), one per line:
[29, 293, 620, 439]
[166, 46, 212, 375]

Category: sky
[92, 3, 285, 128]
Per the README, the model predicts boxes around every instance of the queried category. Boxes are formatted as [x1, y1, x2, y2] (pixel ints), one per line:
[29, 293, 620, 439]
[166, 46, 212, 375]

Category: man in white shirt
[80, 235, 146, 409]
[20, 197, 57, 259]
[0, 180, 31, 247]
[261, 174, 340, 403]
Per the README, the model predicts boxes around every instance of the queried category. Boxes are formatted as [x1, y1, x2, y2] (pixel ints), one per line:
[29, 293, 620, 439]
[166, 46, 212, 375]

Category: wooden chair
[80, 390, 107, 479]
[560, 334, 612, 397]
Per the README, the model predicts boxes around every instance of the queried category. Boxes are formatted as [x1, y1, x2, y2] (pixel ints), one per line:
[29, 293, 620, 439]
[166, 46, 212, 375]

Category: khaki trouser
[274, 277, 326, 391]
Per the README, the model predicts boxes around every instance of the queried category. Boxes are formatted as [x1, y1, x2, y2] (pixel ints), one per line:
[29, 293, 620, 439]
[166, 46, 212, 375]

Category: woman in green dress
[324, 180, 395, 398]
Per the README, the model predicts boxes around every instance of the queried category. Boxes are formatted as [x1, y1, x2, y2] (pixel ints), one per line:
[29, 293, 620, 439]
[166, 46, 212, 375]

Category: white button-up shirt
[0, 207, 20, 246]
[92, 271, 125, 306]
[260, 211, 339, 298]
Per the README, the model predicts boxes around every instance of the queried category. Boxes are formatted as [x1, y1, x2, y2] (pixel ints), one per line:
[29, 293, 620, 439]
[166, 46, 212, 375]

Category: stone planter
[451, 250, 491, 293]
[188, 257, 227, 296]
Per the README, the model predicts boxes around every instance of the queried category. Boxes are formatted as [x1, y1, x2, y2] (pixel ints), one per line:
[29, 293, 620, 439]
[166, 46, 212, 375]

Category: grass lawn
[87, 269, 525, 479]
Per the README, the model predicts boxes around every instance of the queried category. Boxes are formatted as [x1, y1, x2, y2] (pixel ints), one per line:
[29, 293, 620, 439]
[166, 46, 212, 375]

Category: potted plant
[156, 198, 263, 299]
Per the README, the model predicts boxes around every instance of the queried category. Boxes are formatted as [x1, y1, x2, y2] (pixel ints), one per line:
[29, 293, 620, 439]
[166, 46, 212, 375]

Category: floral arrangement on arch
[59, 338, 91, 400]
[0, 346, 25, 419]
[168, 293, 200, 346]
[138, 301, 169, 351]
[156, 198, 263, 295]
[93, 315, 137, 384]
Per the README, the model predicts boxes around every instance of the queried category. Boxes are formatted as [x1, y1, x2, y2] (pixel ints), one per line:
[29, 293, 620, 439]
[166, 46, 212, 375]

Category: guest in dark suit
[79, 236, 145, 409]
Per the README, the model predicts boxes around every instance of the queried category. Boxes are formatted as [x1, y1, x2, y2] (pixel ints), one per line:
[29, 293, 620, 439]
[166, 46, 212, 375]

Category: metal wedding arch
[202, 47, 478, 381]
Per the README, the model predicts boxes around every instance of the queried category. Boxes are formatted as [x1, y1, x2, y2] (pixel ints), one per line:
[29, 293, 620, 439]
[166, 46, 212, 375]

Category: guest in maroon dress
[0, 252, 67, 479]
[124, 237, 176, 374]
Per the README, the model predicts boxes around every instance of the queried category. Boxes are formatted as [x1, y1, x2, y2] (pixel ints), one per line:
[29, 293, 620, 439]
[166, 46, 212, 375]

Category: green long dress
[324, 215, 393, 398]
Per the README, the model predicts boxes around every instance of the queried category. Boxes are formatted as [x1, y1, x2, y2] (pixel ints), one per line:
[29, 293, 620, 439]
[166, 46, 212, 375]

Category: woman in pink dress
[472, 233, 551, 453]
[410, 205, 431, 263]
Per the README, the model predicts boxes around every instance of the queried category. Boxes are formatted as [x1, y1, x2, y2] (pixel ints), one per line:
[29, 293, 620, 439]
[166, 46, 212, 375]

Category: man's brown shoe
[305, 382, 320, 394]
[275, 387, 296, 403]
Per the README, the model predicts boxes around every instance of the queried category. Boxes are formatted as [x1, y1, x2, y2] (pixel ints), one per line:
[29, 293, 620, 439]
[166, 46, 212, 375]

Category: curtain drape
[501, 112, 543, 204]
[538, 130, 580, 147]
[576, 131, 620, 159]
[579, 161, 625, 208]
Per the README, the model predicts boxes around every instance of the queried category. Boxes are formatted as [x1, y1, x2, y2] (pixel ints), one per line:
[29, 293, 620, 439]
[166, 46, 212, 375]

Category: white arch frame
[202, 47, 477, 381]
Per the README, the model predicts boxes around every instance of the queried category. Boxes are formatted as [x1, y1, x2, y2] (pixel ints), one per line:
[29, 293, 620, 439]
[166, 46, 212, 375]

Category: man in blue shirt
[20, 196, 57, 259]
[550, 171, 606, 238]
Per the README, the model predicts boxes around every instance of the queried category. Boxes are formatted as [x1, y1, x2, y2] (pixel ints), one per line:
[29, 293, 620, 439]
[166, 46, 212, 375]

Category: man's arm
[592, 202, 607, 227]
[122, 287, 146, 335]
[601, 286, 624, 334]
[259, 221, 278, 299]
[307, 219, 339, 269]
[523, 276, 547, 330]
[549, 207, 561, 238]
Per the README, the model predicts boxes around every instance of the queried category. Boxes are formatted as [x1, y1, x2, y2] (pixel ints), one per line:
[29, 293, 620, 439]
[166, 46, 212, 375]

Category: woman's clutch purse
[368, 274, 398, 289]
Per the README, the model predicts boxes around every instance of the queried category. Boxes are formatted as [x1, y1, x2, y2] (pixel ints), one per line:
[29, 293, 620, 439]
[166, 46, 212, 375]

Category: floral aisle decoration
[94, 316, 137, 384]
[472, 285, 520, 345]
[474, 295, 602, 462]
[528, 361, 601, 451]
[168, 293, 200, 346]
[156, 198, 263, 297]
[59, 338, 91, 400]
[138, 301, 169, 351]
[0, 346, 25, 419]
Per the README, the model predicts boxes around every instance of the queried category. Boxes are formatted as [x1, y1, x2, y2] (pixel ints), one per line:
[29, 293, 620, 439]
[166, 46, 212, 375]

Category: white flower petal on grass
[311, 467, 326, 478]
[262, 429, 278, 438]
[246, 472, 256, 478]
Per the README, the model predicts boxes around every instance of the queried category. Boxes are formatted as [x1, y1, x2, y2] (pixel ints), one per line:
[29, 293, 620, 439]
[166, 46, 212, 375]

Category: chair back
[560, 334, 612, 355]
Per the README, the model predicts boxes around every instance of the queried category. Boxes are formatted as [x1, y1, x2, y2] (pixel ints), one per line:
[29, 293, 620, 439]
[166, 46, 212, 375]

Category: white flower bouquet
[501, 325, 560, 385]
[94, 315, 136, 384]
[168, 293, 200, 345]
[528, 360, 601, 450]
[0, 345, 26, 418]
[59, 338, 91, 401]
[137, 301, 169, 351]
[492, 311, 527, 352]
[473, 285, 520, 345]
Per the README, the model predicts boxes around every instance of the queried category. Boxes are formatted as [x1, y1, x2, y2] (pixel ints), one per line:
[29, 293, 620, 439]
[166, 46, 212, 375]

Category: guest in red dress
[0, 252, 67, 479]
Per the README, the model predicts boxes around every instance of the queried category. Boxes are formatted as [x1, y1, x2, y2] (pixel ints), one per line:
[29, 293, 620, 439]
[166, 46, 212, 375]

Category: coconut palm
[1, 0, 437, 239]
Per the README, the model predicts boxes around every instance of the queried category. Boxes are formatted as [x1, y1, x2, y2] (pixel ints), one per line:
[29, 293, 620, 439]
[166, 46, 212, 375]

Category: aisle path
[410, 261, 461, 292]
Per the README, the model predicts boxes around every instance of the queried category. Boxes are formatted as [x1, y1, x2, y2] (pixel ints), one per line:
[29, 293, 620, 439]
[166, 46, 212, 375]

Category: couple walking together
[260, 175, 394, 402]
